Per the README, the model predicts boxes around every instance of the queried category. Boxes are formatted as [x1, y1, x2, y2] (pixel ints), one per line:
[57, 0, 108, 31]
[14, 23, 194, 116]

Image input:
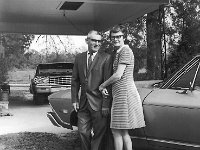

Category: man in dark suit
[71, 30, 113, 150]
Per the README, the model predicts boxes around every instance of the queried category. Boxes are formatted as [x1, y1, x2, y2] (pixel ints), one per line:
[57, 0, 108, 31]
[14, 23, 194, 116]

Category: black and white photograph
[0, 0, 200, 150]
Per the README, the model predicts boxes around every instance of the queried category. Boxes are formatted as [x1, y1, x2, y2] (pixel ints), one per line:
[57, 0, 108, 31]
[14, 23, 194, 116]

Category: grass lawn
[8, 69, 35, 84]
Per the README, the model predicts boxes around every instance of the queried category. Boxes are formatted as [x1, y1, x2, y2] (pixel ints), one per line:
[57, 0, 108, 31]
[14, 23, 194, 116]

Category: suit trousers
[78, 101, 108, 150]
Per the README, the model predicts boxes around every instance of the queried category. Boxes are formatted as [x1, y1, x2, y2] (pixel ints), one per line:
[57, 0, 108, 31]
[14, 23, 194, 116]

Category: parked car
[47, 55, 200, 150]
[30, 62, 73, 104]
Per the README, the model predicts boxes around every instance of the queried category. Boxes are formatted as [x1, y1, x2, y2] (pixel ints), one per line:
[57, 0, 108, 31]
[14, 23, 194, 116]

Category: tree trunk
[146, 10, 162, 80]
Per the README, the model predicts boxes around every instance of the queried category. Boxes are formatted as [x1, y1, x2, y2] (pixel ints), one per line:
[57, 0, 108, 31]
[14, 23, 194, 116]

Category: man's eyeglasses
[90, 38, 102, 43]
[111, 35, 123, 40]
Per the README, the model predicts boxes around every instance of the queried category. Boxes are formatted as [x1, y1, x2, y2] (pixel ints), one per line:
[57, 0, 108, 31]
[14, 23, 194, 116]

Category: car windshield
[36, 63, 73, 76]
[161, 56, 200, 89]
[38, 69, 72, 76]
[170, 61, 199, 89]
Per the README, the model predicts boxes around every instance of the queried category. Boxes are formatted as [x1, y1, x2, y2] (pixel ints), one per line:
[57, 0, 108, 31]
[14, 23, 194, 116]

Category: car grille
[34, 76, 71, 85]
[49, 76, 71, 85]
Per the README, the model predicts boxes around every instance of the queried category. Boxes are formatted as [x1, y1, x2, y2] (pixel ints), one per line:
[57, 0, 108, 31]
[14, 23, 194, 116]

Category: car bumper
[35, 85, 70, 94]
[47, 111, 73, 130]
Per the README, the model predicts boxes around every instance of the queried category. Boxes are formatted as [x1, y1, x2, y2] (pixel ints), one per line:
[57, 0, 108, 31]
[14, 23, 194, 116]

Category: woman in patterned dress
[99, 25, 145, 150]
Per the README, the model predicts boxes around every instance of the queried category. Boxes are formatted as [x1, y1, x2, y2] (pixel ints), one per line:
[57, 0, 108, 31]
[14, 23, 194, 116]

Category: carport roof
[0, 0, 169, 35]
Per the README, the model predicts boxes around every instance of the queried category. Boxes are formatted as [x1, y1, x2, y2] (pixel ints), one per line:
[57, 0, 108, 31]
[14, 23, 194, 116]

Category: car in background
[47, 55, 200, 150]
[29, 62, 73, 104]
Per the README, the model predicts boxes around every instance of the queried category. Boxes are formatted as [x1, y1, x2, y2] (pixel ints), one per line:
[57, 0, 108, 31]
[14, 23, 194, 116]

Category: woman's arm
[99, 63, 126, 91]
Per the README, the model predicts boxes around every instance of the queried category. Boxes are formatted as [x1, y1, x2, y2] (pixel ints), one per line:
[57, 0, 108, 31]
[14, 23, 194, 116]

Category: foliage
[26, 35, 82, 66]
[23, 49, 79, 69]
[1, 34, 82, 69]
[101, 1, 200, 80]
[1, 33, 34, 69]
[123, 20, 147, 74]
[24, 49, 45, 68]
[101, 19, 147, 76]
[0, 34, 34, 83]
[166, 0, 200, 75]
[46, 51, 78, 63]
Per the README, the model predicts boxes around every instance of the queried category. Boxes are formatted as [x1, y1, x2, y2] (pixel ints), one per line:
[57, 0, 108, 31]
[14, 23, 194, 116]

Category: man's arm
[71, 56, 80, 111]
[102, 54, 113, 113]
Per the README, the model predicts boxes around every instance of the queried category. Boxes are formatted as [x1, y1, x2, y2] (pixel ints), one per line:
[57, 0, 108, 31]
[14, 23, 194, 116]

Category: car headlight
[34, 76, 49, 84]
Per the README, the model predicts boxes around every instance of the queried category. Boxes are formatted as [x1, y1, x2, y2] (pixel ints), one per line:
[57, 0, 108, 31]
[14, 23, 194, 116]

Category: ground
[0, 131, 80, 150]
[0, 90, 70, 134]
[0, 80, 81, 150]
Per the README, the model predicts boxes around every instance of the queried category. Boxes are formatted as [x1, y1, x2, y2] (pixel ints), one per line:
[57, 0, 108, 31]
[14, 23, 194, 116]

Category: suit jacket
[71, 50, 113, 111]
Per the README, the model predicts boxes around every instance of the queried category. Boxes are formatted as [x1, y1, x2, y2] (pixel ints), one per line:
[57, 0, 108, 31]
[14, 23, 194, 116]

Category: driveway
[0, 89, 80, 150]
[0, 89, 74, 135]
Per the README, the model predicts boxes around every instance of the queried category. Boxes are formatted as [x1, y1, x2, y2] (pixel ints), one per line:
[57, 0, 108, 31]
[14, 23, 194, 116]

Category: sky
[29, 35, 87, 53]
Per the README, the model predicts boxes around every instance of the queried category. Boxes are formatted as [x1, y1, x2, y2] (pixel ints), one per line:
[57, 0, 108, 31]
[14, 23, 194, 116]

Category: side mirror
[189, 82, 194, 92]
[152, 81, 163, 88]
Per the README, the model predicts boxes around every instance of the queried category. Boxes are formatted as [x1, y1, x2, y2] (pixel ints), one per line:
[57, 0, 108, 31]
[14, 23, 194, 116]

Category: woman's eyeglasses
[111, 35, 123, 40]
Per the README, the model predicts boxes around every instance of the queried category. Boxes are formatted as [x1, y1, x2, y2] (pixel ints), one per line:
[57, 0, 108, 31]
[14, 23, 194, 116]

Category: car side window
[171, 62, 199, 89]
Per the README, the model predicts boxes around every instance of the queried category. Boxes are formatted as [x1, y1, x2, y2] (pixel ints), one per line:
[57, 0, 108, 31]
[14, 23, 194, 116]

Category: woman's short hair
[109, 25, 125, 39]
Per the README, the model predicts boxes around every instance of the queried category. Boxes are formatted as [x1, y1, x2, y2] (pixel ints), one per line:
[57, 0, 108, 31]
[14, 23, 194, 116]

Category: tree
[166, 0, 200, 75]
[0, 33, 34, 83]
[24, 49, 44, 68]
[1, 33, 34, 69]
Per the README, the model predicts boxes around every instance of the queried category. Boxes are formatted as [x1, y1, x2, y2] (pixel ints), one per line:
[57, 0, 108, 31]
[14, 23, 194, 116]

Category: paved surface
[0, 91, 75, 135]
[0, 89, 80, 150]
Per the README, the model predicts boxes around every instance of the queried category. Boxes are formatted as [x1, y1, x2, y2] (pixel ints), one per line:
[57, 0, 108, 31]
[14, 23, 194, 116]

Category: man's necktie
[88, 53, 93, 71]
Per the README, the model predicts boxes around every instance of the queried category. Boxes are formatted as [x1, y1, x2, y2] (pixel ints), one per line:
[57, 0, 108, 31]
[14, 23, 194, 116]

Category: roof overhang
[0, 0, 169, 35]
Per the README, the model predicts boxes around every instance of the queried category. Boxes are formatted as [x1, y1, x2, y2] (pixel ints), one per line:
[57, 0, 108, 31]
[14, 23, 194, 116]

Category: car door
[143, 60, 200, 150]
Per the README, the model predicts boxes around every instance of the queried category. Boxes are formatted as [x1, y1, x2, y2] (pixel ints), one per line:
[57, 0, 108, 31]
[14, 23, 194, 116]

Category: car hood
[48, 87, 154, 100]
[137, 88, 153, 101]
[48, 89, 71, 100]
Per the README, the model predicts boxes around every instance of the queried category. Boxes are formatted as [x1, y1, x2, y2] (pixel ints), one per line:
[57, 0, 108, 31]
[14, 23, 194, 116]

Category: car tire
[33, 93, 47, 105]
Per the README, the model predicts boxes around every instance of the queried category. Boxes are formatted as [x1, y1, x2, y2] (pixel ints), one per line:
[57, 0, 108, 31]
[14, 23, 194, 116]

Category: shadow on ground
[8, 90, 48, 107]
[0, 131, 80, 150]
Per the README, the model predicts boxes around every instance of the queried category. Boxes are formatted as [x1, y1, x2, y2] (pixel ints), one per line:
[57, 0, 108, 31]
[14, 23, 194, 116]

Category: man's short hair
[87, 30, 101, 39]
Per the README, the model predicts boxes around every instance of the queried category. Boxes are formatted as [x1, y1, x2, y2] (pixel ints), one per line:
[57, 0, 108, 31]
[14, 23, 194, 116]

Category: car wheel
[33, 93, 47, 105]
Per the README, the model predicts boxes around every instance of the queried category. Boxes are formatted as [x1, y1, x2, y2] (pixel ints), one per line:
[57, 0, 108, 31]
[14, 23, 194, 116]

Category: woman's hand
[99, 84, 109, 96]
[101, 88, 109, 96]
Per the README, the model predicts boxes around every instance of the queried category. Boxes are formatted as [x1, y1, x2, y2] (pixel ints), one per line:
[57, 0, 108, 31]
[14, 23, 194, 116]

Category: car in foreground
[47, 55, 200, 150]
[29, 62, 73, 104]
